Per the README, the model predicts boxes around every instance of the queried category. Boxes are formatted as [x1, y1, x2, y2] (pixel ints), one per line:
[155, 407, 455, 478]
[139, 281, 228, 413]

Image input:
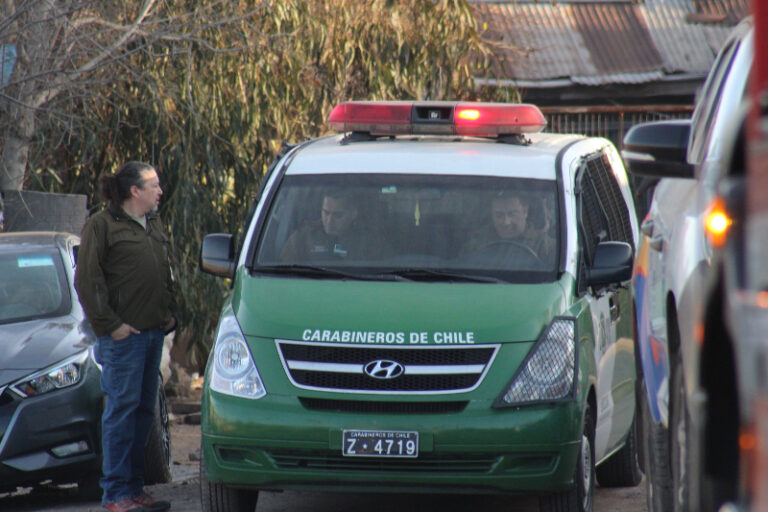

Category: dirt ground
[0, 401, 649, 512]
[0, 420, 201, 512]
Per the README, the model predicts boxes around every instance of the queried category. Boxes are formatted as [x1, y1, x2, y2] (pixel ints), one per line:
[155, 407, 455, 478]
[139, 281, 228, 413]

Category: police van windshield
[254, 173, 559, 282]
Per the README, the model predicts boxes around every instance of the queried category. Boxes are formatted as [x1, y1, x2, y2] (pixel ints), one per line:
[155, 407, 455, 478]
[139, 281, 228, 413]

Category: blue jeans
[95, 329, 164, 504]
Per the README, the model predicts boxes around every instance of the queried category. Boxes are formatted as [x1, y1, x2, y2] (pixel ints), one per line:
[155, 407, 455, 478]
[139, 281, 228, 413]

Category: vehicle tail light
[328, 101, 547, 138]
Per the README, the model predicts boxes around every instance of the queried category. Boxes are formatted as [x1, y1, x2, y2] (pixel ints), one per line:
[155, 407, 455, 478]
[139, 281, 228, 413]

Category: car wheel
[595, 406, 642, 487]
[200, 442, 258, 512]
[144, 375, 173, 485]
[670, 351, 689, 512]
[539, 402, 595, 512]
[76, 471, 102, 501]
[641, 376, 673, 511]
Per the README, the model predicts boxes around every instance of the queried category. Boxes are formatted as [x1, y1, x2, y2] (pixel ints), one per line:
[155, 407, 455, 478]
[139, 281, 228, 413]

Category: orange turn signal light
[704, 196, 733, 248]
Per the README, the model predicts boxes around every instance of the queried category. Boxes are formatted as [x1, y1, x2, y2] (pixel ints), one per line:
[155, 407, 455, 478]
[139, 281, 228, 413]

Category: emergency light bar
[328, 101, 547, 138]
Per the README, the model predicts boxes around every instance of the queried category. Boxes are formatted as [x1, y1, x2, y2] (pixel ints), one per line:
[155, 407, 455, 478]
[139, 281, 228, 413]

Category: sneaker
[103, 498, 151, 512]
[132, 493, 171, 511]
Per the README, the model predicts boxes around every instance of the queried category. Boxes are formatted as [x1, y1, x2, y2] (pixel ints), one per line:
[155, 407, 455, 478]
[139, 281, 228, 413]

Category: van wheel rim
[581, 433, 592, 509]
[675, 392, 687, 508]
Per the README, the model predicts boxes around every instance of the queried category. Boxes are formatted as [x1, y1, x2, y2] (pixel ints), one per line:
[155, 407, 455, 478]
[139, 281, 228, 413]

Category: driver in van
[280, 190, 378, 261]
[464, 190, 555, 264]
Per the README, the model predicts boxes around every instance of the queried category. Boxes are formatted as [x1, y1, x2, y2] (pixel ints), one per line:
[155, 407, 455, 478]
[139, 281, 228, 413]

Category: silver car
[0, 231, 172, 498]
[623, 17, 753, 512]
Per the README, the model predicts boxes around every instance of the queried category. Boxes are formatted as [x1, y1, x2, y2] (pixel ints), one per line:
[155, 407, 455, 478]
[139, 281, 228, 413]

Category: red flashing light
[454, 102, 547, 137]
[456, 108, 480, 121]
[328, 101, 547, 138]
[328, 102, 413, 135]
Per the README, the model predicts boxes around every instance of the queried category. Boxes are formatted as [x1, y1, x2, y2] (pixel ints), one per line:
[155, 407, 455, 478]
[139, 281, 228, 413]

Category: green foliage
[24, 0, 501, 369]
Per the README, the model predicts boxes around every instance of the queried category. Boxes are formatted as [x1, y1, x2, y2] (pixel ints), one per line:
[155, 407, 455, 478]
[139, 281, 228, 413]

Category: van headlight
[10, 349, 90, 398]
[210, 313, 266, 399]
[494, 317, 577, 407]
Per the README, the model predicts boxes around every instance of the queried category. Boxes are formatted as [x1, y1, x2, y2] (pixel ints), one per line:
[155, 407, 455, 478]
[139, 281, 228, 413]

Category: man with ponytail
[75, 161, 176, 512]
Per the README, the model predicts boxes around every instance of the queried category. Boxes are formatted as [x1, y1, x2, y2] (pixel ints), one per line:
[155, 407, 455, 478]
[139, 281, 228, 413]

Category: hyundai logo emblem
[364, 359, 404, 379]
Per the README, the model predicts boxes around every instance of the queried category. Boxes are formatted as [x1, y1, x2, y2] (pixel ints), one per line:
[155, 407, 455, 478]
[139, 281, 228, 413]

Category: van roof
[284, 132, 586, 180]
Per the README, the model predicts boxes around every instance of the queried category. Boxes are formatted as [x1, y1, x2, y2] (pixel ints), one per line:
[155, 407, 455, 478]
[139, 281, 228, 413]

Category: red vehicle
[700, 1, 768, 509]
[739, 0, 768, 508]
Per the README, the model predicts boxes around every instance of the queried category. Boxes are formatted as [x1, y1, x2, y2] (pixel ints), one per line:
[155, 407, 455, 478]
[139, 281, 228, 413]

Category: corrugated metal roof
[478, 3, 593, 81]
[694, 0, 749, 25]
[473, 0, 749, 87]
[570, 3, 663, 74]
[641, 0, 726, 73]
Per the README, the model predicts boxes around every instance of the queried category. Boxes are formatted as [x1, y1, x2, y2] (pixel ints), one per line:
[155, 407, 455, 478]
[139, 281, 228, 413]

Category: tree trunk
[1, 96, 36, 191]
[0, 132, 31, 191]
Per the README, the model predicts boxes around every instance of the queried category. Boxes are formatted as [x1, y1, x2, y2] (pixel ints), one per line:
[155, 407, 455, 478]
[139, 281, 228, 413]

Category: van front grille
[277, 340, 499, 394]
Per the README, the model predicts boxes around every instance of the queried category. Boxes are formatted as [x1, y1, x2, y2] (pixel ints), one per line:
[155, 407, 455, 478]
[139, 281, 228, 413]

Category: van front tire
[595, 408, 642, 487]
[200, 444, 258, 512]
[641, 378, 672, 511]
[539, 403, 595, 512]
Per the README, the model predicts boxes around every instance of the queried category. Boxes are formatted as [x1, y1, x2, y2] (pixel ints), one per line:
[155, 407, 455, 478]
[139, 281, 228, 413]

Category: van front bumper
[201, 392, 583, 495]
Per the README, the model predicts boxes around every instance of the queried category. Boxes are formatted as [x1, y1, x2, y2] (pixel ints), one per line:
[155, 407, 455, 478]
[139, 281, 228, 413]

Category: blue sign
[1, 44, 17, 89]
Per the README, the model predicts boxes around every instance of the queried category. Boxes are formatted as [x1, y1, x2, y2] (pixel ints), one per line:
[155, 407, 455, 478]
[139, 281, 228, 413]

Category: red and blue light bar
[327, 101, 547, 138]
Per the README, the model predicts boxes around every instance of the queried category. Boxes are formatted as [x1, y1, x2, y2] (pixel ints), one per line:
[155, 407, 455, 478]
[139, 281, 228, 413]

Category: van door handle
[609, 296, 620, 322]
[649, 234, 664, 252]
[640, 218, 654, 237]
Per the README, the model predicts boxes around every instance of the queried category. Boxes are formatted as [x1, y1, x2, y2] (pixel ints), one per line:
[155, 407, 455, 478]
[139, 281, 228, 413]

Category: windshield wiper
[382, 268, 503, 283]
[255, 264, 402, 281]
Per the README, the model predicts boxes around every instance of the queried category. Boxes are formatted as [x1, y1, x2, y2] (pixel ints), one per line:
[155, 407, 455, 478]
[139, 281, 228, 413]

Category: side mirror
[587, 241, 633, 287]
[622, 120, 694, 179]
[200, 233, 235, 278]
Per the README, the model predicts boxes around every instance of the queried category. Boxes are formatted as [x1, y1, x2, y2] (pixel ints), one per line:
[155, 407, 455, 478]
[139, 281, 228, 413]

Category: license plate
[342, 429, 419, 458]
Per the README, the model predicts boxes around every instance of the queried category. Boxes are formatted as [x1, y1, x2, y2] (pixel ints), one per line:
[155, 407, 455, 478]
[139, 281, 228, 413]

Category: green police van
[199, 102, 642, 512]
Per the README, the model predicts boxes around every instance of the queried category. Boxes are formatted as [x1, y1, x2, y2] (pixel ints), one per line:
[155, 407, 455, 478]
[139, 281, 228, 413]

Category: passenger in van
[463, 190, 555, 265]
[280, 190, 381, 262]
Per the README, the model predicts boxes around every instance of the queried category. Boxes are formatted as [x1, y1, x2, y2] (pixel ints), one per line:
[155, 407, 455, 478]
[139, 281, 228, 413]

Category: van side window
[576, 151, 634, 269]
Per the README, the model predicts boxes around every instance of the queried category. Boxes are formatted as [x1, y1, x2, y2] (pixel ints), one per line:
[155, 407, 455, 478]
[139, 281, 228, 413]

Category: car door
[575, 149, 637, 461]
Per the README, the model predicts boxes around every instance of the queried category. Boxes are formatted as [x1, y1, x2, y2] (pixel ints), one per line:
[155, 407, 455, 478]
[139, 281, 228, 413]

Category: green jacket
[75, 204, 176, 337]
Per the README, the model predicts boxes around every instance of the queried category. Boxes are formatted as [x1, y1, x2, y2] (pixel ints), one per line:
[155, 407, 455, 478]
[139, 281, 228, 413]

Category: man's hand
[111, 323, 140, 340]
[164, 316, 178, 334]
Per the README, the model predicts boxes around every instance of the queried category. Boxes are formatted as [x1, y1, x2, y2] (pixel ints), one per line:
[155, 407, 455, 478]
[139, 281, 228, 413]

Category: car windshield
[253, 173, 560, 283]
[0, 249, 70, 324]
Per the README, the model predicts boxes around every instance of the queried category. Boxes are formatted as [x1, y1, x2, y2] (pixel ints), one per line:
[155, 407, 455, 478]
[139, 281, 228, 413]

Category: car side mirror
[587, 241, 633, 287]
[200, 233, 235, 278]
[622, 120, 694, 179]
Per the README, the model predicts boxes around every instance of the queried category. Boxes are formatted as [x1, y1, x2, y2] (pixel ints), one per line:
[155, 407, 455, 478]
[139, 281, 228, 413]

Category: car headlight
[10, 349, 90, 398]
[494, 317, 577, 407]
[209, 313, 266, 399]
